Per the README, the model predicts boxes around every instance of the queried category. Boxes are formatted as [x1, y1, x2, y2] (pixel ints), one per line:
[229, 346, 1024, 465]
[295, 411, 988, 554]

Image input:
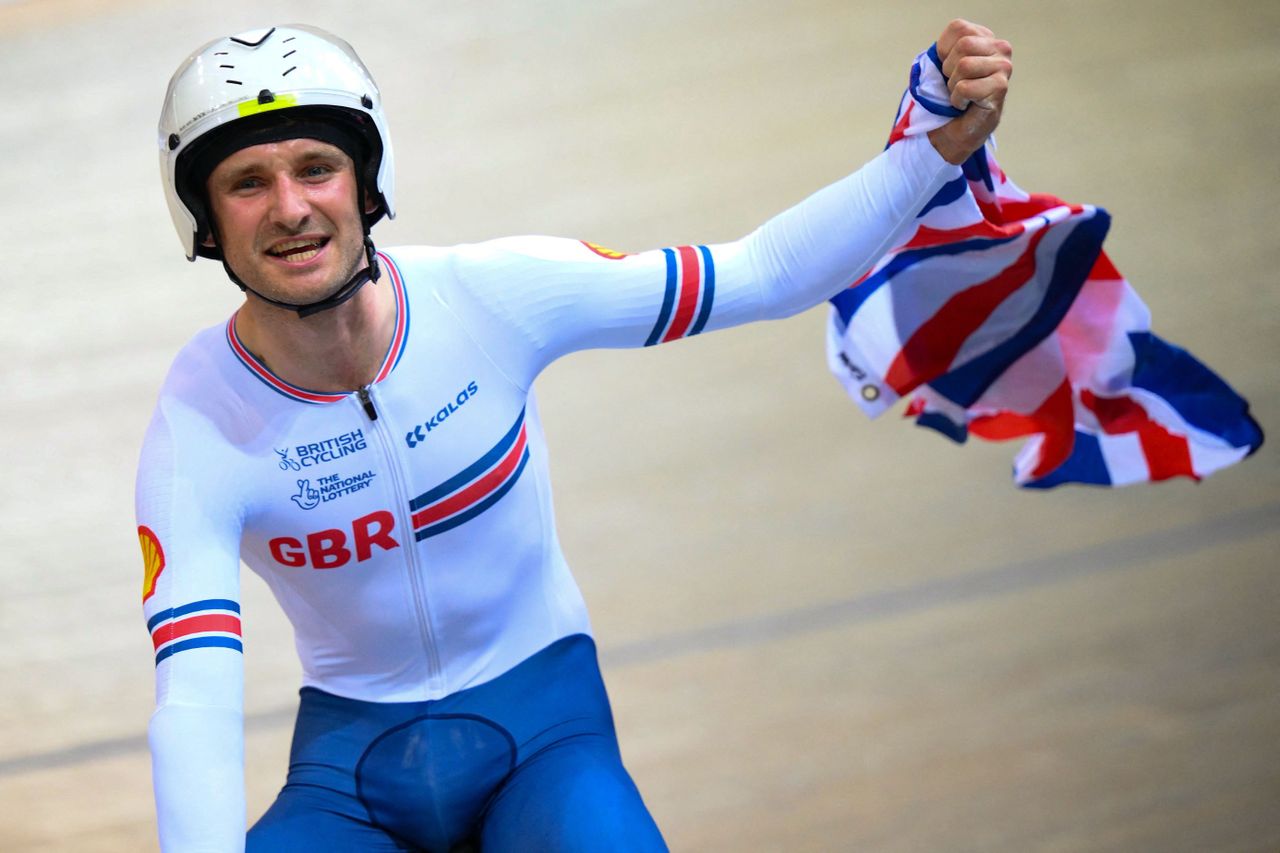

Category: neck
[233, 270, 396, 393]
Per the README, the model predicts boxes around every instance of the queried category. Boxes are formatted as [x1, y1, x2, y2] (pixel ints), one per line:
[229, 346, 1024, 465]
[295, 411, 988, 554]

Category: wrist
[927, 124, 975, 165]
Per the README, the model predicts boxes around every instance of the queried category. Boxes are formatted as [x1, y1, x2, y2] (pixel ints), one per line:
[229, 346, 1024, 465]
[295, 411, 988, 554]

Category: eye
[302, 163, 335, 179]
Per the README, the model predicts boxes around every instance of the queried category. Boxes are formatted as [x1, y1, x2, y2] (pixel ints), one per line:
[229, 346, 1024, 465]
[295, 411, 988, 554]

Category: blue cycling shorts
[247, 634, 668, 852]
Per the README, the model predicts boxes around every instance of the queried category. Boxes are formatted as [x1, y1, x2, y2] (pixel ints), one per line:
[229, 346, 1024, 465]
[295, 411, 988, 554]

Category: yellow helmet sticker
[237, 92, 300, 118]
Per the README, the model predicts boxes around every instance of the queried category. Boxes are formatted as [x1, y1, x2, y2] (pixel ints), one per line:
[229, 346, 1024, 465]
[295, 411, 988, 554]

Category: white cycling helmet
[159, 24, 396, 262]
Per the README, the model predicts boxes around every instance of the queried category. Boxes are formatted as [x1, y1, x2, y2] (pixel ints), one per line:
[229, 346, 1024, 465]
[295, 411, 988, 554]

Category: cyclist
[141, 19, 1010, 851]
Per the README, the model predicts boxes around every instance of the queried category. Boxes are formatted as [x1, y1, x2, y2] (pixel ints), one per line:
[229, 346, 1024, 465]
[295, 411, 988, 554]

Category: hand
[926, 19, 1013, 165]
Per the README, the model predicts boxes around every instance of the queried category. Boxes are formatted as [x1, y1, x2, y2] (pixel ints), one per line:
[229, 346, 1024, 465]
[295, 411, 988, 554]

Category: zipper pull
[357, 386, 378, 421]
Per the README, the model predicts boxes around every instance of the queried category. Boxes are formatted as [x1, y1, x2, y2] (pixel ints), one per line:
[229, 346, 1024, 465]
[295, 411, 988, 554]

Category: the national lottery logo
[276, 429, 368, 471]
[290, 479, 320, 509]
[290, 470, 377, 510]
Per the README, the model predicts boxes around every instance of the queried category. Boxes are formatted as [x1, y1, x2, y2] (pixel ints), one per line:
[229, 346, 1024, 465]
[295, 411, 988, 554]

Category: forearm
[729, 132, 956, 320]
[151, 702, 246, 852]
[440, 120, 956, 374]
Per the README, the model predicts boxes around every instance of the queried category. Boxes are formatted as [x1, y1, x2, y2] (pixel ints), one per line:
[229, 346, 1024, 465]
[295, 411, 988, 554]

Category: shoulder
[157, 323, 238, 411]
[380, 239, 664, 326]
[145, 321, 264, 452]
[384, 237, 642, 276]
[158, 322, 232, 403]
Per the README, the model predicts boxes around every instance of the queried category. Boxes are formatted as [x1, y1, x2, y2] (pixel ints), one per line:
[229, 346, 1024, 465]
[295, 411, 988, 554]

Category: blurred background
[1, 0, 1276, 850]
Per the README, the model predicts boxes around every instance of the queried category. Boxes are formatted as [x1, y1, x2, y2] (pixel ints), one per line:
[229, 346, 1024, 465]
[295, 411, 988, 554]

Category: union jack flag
[827, 44, 1262, 487]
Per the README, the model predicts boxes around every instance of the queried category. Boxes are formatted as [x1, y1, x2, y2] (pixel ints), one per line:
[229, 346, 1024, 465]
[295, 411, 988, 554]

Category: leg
[247, 783, 414, 852]
[478, 734, 668, 853]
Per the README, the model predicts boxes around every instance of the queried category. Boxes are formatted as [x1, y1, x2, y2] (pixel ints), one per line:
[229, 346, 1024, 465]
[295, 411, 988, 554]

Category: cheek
[215, 204, 261, 248]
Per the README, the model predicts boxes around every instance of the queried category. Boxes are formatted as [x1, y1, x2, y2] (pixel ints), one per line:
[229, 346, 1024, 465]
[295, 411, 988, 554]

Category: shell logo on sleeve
[581, 240, 630, 260]
[139, 525, 166, 603]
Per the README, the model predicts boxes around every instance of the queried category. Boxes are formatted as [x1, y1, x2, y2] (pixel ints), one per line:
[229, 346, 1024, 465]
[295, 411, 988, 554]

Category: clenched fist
[926, 19, 1013, 164]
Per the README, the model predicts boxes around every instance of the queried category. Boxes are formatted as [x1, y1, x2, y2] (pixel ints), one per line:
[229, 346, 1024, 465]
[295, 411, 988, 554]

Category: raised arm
[421, 22, 1013, 388]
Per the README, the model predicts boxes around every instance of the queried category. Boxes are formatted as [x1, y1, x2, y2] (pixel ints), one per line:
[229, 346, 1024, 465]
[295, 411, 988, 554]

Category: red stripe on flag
[884, 225, 1051, 395]
[900, 220, 1025, 252]
[411, 428, 529, 529]
[887, 101, 915, 147]
[1138, 425, 1197, 482]
[152, 614, 242, 651]
[1081, 391, 1196, 482]
[969, 380, 1075, 479]
[1087, 249, 1123, 282]
[662, 245, 702, 342]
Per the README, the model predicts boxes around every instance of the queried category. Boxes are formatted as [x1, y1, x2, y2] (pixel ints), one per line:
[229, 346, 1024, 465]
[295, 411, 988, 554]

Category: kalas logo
[406, 381, 479, 449]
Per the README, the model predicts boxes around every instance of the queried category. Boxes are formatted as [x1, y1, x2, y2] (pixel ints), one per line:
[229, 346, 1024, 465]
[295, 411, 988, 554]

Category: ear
[201, 230, 218, 249]
[364, 191, 380, 216]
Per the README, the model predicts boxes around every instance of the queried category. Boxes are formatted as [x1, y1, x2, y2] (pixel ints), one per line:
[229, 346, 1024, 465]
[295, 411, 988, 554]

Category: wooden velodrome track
[1, 0, 1276, 850]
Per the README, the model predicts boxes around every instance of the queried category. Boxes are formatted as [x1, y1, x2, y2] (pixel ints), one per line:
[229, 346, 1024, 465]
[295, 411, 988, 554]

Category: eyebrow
[212, 144, 350, 187]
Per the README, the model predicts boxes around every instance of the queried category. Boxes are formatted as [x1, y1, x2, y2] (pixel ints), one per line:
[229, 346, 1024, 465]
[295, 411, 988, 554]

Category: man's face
[205, 138, 369, 307]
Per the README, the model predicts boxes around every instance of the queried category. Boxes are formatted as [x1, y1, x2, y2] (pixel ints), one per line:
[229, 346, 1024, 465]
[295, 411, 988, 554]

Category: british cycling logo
[290, 470, 377, 510]
[406, 380, 479, 449]
[276, 429, 368, 471]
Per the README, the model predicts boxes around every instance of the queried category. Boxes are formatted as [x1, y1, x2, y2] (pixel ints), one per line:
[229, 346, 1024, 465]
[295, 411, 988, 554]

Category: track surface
[1, 1, 1276, 850]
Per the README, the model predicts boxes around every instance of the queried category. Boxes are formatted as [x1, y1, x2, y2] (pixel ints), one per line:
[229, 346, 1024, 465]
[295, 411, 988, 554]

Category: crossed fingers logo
[291, 479, 321, 510]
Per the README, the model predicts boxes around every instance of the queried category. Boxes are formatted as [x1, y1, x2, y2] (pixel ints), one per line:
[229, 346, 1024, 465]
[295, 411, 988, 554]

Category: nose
[267, 175, 312, 230]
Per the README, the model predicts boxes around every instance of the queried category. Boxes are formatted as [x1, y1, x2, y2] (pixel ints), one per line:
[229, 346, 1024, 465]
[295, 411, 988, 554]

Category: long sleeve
[137, 394, 247, 852]
[396, 132, 956, 389]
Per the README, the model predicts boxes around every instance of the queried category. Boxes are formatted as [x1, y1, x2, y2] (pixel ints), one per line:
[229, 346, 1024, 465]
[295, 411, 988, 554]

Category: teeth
[270, 238, 324, 260]
[273, 239, 313, 252]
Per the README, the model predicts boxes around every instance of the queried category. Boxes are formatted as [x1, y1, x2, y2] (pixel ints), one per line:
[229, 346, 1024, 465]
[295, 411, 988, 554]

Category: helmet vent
[219, 64, 234, 69]
[225, 79, 243, 86]
[282, 66, 298, 77]
[283, 50, 296, 58]
[229, 27, 275, 48]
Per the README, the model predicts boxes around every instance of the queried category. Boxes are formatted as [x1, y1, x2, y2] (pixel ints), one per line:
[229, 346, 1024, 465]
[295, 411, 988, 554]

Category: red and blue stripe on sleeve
[645, 245, 715, 346]
[148, 599, 243, 666]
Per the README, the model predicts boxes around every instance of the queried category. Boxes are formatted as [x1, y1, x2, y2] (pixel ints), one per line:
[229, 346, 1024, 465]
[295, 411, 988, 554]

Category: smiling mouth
[268, 238, 329, 262]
